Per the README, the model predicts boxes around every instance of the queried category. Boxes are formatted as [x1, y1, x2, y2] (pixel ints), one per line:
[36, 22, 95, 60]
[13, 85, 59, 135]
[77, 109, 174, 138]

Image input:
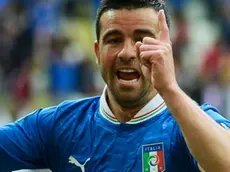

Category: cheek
[99, 49, 118, 84]
[100, 47, 118, 68]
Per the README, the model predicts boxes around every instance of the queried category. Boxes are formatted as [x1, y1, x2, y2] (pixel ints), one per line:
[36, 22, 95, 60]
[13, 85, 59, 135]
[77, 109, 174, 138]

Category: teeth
[119, 78, 138, 83]
[119, 69, 136, 73]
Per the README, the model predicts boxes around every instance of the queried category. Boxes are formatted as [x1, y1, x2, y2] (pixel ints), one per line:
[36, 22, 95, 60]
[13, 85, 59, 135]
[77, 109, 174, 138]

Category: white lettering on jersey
[220, 123, 230, 130]
[69, 156, 90, 172]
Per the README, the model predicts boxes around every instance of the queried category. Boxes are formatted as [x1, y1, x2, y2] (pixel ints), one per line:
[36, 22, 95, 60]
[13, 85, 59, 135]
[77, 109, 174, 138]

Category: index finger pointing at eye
[158, 9, 170, 43]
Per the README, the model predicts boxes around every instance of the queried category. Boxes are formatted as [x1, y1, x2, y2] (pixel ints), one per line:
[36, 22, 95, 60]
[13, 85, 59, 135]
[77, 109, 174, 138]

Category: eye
[107, 38, 122, 44]
[135, 37, 144, 43]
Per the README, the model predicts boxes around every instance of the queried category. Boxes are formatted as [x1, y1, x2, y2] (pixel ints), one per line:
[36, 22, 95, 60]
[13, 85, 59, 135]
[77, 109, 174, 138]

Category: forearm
[160, 85, 230, 172]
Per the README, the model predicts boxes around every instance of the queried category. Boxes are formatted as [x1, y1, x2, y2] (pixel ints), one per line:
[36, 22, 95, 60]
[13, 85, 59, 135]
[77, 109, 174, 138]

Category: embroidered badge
[142, 143, 165, 172]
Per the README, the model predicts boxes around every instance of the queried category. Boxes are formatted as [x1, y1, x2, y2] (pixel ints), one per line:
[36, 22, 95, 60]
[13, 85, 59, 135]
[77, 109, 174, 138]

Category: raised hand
[136, 10, 177, 94]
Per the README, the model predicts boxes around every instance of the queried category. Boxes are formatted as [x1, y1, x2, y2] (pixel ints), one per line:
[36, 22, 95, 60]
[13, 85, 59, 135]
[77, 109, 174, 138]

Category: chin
[114, 90, 148, 106]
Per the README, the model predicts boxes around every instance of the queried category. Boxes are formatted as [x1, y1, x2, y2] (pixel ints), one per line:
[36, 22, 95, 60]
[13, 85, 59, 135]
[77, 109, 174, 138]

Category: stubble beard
[109, 82, 153, 109]
[102, 67, 155, 109]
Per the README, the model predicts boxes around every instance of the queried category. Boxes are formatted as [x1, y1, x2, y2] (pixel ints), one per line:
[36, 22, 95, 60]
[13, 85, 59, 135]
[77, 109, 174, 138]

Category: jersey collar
[99, 86, 167, 124]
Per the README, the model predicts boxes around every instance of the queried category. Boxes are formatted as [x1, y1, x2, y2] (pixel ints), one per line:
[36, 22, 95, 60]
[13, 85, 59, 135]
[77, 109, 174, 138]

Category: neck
[106, 91, 157, 123]
[108, 100, 143, 122]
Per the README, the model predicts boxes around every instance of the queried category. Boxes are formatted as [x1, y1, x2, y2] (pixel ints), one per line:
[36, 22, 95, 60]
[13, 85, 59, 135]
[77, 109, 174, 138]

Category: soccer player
[1, 0, 230, 171]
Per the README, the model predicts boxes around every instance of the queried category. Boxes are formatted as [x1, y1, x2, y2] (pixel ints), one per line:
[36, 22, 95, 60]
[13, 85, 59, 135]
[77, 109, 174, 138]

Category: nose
[117, 40, 136, 63]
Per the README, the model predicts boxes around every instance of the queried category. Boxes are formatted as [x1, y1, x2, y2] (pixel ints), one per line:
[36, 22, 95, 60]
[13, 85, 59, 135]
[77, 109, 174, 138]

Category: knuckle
[164, 28, 169, 33]
[159, 50, 165, 56]
[163, 46, 168, 52]
[165, 43, 172, 50]
[140, 52, 145, 58]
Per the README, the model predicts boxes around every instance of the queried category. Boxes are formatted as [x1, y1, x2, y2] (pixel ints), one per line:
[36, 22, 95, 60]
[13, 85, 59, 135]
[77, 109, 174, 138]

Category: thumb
[136, 41, 142, 60]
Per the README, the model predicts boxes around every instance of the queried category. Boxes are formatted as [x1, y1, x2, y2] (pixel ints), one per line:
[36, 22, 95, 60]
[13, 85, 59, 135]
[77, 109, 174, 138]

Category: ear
[94, 40, 100, 65]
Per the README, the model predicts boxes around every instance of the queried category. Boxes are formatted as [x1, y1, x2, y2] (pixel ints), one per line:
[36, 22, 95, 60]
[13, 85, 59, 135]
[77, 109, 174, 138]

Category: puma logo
[69, 156, 90, 172]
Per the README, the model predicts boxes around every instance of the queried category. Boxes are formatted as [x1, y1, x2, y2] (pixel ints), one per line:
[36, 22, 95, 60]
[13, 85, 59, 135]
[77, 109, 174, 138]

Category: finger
[140, 44, 167, 52]
[136, 41, 142, 54]
[140, 50, 163, 67]
[158, 10, 170, 43]
[136, 41, 142, 62]
[142, 37, 161, 45]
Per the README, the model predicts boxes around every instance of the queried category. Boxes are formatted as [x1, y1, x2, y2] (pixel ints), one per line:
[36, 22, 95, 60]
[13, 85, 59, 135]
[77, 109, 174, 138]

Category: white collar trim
[99, 86, 167, 124]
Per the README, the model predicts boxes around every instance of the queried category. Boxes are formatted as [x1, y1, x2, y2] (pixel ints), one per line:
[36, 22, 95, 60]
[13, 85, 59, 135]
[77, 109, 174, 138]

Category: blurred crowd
[0, 0, 229, 123]
[168, 0, 230, 118]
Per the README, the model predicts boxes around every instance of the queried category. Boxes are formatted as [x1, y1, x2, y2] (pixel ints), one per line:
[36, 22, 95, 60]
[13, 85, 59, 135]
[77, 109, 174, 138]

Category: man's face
[94, 8, 160, 108]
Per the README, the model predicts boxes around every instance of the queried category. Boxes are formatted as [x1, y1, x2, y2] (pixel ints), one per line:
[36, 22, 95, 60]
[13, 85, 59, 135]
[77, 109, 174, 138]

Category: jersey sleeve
[171, 103, 230, 171]
[201, 103, 230, 130]
[0, 106, 57, 171]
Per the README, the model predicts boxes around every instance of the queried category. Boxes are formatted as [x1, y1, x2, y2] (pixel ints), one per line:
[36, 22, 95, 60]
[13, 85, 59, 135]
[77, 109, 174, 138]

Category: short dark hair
[95, 0, 170, 42]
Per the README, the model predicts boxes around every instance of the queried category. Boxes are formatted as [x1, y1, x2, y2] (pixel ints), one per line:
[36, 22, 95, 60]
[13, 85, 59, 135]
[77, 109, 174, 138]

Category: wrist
[158, 82, 181, 98]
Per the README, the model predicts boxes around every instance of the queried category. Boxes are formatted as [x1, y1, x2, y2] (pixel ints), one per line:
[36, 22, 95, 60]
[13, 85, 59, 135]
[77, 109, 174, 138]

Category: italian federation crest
[142, 143, 165, 172]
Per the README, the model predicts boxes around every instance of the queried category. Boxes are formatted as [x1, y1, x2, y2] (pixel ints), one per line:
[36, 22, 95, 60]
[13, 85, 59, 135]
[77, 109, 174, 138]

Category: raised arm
[137, 9, 230, 172]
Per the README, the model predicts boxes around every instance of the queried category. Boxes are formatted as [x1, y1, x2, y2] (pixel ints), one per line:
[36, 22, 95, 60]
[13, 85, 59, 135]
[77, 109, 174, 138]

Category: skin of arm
[161, 82, 230, 172]
[138, 10, 230, 172]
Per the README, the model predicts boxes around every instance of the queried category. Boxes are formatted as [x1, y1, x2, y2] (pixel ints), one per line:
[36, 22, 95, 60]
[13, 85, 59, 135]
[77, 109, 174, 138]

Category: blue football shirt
[0, 89, 229, 172]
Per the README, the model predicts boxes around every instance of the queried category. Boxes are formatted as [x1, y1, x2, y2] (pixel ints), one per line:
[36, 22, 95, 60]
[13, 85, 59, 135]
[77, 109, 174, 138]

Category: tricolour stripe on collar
[99, 86, 167, 124]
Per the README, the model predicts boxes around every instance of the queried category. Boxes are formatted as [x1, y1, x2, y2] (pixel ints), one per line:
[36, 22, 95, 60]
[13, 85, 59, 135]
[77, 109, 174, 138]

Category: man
[0, 0, 230, 171]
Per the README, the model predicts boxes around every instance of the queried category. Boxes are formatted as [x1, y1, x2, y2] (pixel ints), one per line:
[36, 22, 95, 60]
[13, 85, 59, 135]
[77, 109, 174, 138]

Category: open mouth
[116, 69, 140, 83]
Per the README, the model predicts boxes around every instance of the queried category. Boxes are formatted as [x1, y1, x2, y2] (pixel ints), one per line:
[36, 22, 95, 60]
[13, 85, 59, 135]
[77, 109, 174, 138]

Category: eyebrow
[102, 29, 123, 42]
[101, 28, 156, 42]
[134, 29, 156, 38]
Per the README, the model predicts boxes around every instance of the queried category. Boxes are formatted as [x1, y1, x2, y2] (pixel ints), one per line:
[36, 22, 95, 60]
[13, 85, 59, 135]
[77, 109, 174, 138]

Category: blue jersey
[0, 92, 230, 172]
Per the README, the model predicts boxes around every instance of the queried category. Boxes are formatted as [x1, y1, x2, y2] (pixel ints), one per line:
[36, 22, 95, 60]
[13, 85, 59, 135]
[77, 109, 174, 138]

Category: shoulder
[56, 96, 100, 114]
[48, 96, 101, 122]
[200, 103, 230, 130]
[17, 96, 101, 129]
[200, 103, 226, 121]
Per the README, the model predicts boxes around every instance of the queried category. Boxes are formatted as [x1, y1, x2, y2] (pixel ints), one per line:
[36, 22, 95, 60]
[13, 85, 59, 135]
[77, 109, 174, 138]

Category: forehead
[100, 8, 159, 37]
